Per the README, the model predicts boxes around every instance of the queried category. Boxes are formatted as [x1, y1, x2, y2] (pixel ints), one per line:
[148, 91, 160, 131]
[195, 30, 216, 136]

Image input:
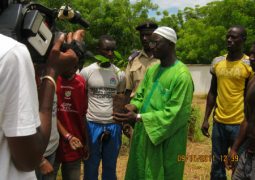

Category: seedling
[94, 51, 128, 73]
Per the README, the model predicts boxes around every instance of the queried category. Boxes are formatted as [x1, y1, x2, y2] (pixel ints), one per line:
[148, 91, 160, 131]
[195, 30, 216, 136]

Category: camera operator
[0, 4, 85, 179]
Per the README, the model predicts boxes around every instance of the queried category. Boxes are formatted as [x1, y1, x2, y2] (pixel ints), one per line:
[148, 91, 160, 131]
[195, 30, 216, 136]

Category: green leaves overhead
[37, 0, 255, 64]
[159, 0, 255, 64]
[93, 50, 127, 70]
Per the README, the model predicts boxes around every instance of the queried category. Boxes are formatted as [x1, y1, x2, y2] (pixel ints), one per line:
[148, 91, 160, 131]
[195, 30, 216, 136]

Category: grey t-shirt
[80, 63, 126, 124]
[44, 94, 59, 157]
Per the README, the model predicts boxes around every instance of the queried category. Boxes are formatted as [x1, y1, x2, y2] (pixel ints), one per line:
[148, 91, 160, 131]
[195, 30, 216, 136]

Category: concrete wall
[186, 64, 212, 95]
[82, 64, 212, 95]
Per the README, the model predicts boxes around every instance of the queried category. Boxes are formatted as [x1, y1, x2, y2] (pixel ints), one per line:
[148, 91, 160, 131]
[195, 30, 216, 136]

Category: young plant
[94, 51, 128, 73]
[94, 51, 128, 113]
[113, 51, 128, 72]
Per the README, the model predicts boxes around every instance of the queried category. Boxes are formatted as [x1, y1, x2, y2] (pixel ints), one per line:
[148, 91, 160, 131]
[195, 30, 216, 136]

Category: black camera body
[0, 1, 89, 63]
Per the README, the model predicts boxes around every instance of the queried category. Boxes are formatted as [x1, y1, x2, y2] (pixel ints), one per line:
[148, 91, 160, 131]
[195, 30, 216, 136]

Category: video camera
[0, 0, 89, 63]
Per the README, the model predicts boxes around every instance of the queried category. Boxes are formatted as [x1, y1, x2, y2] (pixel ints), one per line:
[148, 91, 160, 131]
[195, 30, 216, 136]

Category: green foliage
[37, 0, 159, 63]
[36, 0, 255, 64]
[188, 104, 202, 142]
[94, 51, 128, 70]
[176, 0, 255, 63]
[80, 0, 159, 60]
[162, 10, 169, 16]
[112, 51, 129, 69]
[114, 51, 122, 59]
[188, 105, 198, 129]
[94, 55, 109, 63]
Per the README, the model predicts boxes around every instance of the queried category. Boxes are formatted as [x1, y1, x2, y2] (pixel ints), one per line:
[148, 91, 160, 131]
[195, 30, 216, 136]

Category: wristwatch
[136, 114, 142, 123]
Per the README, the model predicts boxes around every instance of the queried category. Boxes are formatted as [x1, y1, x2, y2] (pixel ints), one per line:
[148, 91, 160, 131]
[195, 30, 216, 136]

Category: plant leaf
[94, 55, 110, 63]
[114, 51, 122, 59]
[123, 61, 128, 66]
[116, 60, 124, 67]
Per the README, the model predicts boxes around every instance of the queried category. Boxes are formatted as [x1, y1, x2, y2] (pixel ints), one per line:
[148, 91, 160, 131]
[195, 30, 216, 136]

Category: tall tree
[37, 0, 158, 63]
[32, 0, 255, 64]
[176, 0, 255, 63]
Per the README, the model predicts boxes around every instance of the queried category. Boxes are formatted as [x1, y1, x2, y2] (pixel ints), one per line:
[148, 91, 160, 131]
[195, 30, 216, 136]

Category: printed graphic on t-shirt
[90, 87, 115, 98]
[110, 77, 117, 85]
[65, 90, 71, 99]
[61, 85, 74, 89]
[216, 68, 243, 78]
[58, 102, 78, 113]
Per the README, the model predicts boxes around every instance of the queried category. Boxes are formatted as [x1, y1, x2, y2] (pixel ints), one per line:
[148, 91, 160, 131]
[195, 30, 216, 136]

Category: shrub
[187, 104, 202, 142]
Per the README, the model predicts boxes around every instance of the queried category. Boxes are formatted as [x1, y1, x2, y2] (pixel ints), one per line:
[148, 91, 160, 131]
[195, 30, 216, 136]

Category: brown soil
[112, 94, 128, 114]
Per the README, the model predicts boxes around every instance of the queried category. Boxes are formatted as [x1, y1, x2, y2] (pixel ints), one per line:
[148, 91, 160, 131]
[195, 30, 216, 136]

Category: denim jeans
[211, 120, 247, 180]
[49, 158, 82, 180]
[35, 151, 56, 180]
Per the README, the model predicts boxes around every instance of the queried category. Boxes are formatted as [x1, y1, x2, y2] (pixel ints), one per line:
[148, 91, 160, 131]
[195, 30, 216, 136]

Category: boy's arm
[82, 116, 91, 160]
[57, 119, 83, 150]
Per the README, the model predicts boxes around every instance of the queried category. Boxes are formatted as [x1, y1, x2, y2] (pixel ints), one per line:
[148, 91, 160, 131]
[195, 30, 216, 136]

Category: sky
[130, 0, 216, 20]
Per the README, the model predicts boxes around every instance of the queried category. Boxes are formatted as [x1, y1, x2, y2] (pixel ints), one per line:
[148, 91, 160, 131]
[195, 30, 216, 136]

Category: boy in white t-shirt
[80, 35, 125, 180]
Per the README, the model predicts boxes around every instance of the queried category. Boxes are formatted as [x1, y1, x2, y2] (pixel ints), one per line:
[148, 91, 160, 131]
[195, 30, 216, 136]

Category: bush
[187, 104, 202, 142]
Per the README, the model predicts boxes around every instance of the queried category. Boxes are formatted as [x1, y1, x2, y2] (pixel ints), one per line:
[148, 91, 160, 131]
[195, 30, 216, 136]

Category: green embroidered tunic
[125, 61, 194, 180]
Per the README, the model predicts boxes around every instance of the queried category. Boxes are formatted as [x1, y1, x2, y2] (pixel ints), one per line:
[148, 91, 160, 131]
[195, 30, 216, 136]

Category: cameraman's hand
[67, 30, 85, 43]
[45, 30, 85, 77]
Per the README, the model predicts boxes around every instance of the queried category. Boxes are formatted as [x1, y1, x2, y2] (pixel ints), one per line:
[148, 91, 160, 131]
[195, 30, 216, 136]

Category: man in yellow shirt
[225, 42, 255, 179]
[201, 25, 254, 179]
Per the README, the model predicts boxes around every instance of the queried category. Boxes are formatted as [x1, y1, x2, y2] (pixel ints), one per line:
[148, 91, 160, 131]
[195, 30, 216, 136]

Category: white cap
[153, 26, 177, 44]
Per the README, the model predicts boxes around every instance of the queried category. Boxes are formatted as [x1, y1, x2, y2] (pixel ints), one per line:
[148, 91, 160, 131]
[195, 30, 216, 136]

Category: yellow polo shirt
[211, 54, 254, 124]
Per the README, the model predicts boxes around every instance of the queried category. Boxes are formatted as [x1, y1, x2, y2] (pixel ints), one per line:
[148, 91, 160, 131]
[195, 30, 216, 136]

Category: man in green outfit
[112, 26, 194, 179]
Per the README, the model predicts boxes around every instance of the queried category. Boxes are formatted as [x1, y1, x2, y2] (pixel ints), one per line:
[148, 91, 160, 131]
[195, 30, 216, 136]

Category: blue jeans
[35, 151, 56, 180]
[83, 122, 122, 180]
[211, 120, 247, 180]
[49, 158, 82, 180]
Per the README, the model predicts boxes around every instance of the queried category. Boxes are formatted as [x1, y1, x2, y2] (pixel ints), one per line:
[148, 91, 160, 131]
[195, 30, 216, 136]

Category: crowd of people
[2, 2, 255, 180]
